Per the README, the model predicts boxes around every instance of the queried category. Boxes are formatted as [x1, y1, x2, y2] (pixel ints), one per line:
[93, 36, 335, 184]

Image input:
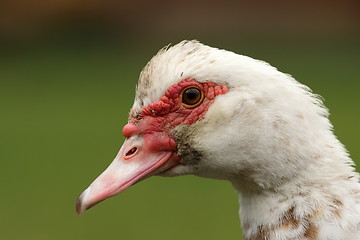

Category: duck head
[76, 40, 340, 215]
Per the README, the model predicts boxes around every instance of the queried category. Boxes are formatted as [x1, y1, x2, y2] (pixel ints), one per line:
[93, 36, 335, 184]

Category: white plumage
[77, 40, 360, 240]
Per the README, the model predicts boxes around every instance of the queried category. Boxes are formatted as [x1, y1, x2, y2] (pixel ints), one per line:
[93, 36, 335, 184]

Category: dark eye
[181, 87, 204, 108]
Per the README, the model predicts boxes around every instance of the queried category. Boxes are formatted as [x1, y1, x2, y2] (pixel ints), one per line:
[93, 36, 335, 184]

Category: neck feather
[231, 161, 360, 240]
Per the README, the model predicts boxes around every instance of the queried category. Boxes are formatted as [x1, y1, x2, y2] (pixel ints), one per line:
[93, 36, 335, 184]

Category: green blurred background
[1, 0, 359, 239]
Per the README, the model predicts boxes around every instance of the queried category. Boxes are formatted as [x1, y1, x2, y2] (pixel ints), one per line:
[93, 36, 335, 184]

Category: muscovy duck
[76, 40, 360, 240]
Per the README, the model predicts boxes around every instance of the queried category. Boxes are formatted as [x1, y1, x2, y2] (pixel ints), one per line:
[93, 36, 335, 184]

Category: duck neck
[231, 167, 360, 240]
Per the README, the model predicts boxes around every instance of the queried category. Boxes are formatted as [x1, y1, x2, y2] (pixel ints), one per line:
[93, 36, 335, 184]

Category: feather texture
[133, 40, 360, 239]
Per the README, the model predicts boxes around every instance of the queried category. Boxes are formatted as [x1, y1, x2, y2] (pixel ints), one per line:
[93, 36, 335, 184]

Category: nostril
[125, 147, 138, 159]
[126, 147, 137, 156]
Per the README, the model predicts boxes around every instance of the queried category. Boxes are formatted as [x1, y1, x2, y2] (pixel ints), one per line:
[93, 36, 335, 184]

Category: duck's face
[76, 75, 229, 214]
[76, 40, 330, 214]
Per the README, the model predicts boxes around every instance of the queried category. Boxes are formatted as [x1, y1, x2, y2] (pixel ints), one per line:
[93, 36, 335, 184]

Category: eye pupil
[182, 87, 203, 108]
[186, 89, 198, 100]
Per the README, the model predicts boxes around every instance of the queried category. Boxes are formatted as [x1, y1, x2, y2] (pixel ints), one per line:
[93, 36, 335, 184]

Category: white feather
[133, 40, 360, 239]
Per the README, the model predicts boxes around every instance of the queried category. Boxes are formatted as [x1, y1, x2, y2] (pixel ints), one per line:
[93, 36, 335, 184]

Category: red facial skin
[76, 78, 227, 215]
[123, 78, 228, 140]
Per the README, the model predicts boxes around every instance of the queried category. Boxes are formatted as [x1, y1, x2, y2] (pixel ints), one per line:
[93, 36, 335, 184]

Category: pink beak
[76, 127, 179, 215]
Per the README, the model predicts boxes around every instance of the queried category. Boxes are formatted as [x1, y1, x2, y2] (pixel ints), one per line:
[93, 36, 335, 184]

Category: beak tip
[76, 188, 91, 216]
[76, 194, 85, 216]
